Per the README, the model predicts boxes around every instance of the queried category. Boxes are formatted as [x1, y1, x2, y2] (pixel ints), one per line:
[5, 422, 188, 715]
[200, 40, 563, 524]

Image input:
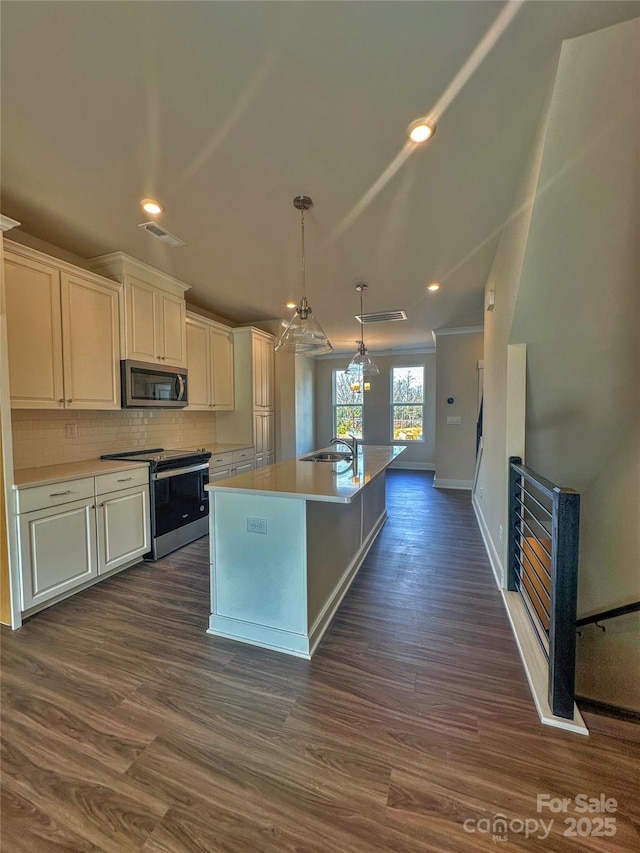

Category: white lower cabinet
[19, 498, 97, 610]
[96, 484, 150, 575]
[209, 447, 255, 482]
[254, 411, 274, 469]
[17, 469, 150, 612]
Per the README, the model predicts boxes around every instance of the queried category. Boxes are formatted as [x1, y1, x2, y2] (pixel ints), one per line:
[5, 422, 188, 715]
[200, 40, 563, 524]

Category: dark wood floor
[1, 471, 638, 852]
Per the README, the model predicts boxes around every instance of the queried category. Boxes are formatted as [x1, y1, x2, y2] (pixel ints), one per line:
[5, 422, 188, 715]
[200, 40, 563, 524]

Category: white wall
[315, 352, 436, 468]
[476, 18, 639, 616]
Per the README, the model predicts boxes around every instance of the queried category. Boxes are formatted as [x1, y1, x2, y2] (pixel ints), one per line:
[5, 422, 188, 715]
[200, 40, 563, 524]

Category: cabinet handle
[50, 490, 72, 497]
[58, 399, 64, 404]
[67, 399, 72, 403]
[117, 477, 132, 482]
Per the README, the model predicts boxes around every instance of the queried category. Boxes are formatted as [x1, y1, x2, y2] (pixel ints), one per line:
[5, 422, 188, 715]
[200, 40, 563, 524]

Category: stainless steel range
[101, 448, 212, 559]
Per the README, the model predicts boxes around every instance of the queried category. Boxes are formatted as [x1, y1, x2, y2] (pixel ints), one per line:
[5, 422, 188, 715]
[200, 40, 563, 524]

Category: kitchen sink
[300, 451, 352, 462]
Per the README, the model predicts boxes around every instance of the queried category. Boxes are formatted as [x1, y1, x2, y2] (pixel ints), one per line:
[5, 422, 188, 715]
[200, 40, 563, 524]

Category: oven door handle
[152, 462, 209, 480]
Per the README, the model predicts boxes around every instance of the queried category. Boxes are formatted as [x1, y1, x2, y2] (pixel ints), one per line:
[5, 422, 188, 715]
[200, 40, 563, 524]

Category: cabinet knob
[58, 399, 64, 404]
[67, 399, 72, 404]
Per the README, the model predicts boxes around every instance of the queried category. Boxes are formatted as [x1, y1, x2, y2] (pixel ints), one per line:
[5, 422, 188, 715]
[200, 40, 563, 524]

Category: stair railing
[508, 456, 580, 719]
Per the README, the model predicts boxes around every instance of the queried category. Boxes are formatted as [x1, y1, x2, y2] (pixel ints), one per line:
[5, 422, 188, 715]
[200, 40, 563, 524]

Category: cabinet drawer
[16, 477, 95, 514]
[210, 451, 233, 469]
[232, 447, 255, 463]
[96, 467, 149, 495]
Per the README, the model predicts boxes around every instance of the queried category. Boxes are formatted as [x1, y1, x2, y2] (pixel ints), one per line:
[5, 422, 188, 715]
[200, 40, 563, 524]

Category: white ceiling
[2, 1, 637, 353]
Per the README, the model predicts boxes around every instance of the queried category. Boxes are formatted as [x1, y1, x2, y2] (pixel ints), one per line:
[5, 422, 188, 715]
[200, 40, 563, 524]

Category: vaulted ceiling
[2, 1, 637, 353]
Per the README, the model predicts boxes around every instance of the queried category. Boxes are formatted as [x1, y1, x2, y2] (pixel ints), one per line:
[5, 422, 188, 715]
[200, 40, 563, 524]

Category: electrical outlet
[247, 517, 267, 534]
[480, 487, 483, 499]
[499, 524, 503, 544]
[64, 423, 77, 439]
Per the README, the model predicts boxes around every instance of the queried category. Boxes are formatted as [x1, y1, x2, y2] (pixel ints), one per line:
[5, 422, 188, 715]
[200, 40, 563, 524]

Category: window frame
[333, 369, 363, 440]
[390, 365, 425, 443]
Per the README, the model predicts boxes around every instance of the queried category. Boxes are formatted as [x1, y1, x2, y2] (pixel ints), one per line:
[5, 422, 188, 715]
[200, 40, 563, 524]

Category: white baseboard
[471, 494, 504, 588]
[501, 590, 588, 735]
[389, 461, 435, 471]
[433, 478, 472, 490]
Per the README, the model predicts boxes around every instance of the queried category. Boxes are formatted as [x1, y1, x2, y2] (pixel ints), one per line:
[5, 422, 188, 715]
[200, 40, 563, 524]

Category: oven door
[151, 463, 209, 539]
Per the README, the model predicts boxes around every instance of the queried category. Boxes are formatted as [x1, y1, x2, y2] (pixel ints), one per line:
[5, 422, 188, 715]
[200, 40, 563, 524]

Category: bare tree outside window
[334, 370, 363, 438]
[392, 367, 424, 441]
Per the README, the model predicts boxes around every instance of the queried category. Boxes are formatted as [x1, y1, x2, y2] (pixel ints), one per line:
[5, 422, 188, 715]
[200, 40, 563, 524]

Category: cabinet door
[19, 499, 97, 610]
[159, 292, 186, 367]
[96, 485, 150, 575]
[210, 326, 234, 410]
[233, 460, 254, 475]
[185, 318, 211, 410]
[253, 334, 274, 410]
[264, 411, 275, 454]
[262, 337, 275, 409]
[125, 275, 158, 362]
[61, 273, 121, 409]
[210, 467, 232, 482]
[5, 253, 64, 409]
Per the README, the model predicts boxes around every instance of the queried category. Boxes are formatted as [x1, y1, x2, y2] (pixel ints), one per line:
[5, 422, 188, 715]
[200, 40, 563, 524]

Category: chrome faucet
[330, 434, 358, 459]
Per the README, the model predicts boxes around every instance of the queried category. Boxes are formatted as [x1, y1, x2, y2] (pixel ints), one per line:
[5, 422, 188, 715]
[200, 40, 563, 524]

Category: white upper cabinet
[125, 274, 186, 366]
[89, 252, 189, 368]
[185, 313, 234, 411]
[252, 331, 275, 410]
[4, 243, 121, 410]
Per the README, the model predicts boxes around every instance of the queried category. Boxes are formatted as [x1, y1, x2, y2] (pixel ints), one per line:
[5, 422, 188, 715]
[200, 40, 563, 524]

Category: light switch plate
[446, 416, 461, 425]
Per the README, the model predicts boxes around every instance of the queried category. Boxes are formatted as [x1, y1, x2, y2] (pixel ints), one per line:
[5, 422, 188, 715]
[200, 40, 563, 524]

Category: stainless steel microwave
[121, 360, 188, 408]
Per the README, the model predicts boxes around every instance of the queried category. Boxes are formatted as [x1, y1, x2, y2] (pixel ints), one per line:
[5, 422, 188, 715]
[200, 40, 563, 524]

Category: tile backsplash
[11, 409, 218, 470]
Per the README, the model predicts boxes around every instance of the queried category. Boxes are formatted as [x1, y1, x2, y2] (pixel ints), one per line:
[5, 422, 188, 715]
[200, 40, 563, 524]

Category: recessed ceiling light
[408, 119, 436, 144]
[427, 282, 440, 291]
[285, 301, 297, 309]
[141, 198, 164, 215]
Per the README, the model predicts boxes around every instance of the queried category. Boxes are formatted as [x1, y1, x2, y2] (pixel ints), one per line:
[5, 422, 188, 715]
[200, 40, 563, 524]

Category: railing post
[507, 457, 522, 591]
[548, 487, 580, 719]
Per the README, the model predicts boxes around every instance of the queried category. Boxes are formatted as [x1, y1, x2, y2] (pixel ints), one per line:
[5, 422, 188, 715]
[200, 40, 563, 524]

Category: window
[391, 366, 424, 441]
[334, 370, 363, 439]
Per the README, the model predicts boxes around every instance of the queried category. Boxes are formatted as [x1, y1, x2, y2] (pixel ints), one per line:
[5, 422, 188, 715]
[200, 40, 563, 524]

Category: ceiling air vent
[356, 310, 407, 324]
[138, 221, 186, 248]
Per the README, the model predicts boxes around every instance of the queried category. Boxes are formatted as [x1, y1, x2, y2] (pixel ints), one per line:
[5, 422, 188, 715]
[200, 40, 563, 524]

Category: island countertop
[205, 444, 405, 503]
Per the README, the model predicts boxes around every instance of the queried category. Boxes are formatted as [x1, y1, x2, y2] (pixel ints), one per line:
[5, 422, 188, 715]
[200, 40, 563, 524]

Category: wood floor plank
[1, 470, 638, 852]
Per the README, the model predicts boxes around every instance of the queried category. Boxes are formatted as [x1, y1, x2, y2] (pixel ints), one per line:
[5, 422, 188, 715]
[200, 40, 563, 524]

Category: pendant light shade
[275, 196, 333, 355]
[347, 283, 379, 377]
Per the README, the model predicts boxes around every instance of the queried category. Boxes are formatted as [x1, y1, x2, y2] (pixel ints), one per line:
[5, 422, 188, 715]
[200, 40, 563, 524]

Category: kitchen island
[205, 445, 404, 657]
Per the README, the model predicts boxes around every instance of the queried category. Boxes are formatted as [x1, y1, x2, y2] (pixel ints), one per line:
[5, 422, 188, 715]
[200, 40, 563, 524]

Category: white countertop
[13, 459, 150, 489]
[206, 445, 405, 503]
[12, 442, 255, 489]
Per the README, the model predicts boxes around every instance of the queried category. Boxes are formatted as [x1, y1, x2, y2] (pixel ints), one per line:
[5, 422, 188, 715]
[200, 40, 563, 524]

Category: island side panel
[362, 471, 386, 541]
[306, 495, 363, 635]
[210, 491, 307, 641]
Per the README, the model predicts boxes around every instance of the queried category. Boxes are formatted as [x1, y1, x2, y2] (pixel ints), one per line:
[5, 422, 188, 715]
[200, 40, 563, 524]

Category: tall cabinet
[216, 327, 275, 468]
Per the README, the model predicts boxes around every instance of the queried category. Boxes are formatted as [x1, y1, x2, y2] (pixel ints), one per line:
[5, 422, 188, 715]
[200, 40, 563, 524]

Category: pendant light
[347, 283, 380, 378]
[275, 196, 333, 355]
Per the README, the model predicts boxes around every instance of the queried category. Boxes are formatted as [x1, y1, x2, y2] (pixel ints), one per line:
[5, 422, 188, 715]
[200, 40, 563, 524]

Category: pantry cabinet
[16, 467, 150, 613]
[216, 327, 275, 466]
[4, 243, 121, 410]
[185, 313, 234, 411]
[88, 252, 189, 368]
